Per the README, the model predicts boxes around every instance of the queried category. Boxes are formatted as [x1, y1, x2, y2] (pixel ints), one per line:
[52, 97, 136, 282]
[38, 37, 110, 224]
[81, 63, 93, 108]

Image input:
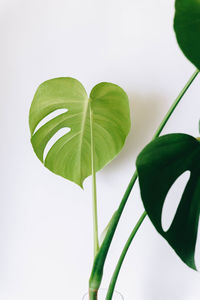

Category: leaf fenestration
[136, 133, 200, 269]
[29, 77, 131, 187]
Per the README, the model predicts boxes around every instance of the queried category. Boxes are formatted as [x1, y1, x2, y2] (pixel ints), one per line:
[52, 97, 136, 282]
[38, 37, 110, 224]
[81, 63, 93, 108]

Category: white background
[1, 0, 200, 299]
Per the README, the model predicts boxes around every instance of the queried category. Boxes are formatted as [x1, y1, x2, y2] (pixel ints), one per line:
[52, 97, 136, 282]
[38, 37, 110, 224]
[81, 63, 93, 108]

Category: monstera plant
[135, 0, 200, 271]
[29, 0, 200, 299]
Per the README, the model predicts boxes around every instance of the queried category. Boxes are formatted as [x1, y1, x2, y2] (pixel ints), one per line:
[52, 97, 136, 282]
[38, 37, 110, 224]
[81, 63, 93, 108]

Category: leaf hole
[33, 109, 68, 134]
[161, 171, 191, 232]
[43, 127, 71, 161]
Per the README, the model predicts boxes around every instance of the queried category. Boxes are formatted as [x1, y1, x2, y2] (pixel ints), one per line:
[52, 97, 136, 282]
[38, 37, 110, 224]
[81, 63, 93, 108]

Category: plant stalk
[105, 68, 199, 299]
[89, 172, 138, 297]
[90, 104, 99, 258]
[153, 69, 199, 139]
[106, 211, 147, 300]
[89, 289, 98, 300]
[89, 69, 199, 299]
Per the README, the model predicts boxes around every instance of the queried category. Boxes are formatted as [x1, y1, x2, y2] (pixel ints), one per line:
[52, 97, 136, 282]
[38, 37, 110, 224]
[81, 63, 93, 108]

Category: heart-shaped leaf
[136, 133, 200, 269]
[29, 77, 130, 187]
[174, 0, 200, 69]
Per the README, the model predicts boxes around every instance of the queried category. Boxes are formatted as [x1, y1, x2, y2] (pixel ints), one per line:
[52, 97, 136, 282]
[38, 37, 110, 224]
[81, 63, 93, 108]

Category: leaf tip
[77, 179, 84, 190]
[79, 183, 84, 190]
[189, 260, 197, 271]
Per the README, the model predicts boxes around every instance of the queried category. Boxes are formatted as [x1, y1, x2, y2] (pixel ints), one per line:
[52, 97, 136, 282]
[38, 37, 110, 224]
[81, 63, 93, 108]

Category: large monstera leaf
[174, 0, 200, 69]
[29, 77, 130, 187]
[136, 133, 200, 269]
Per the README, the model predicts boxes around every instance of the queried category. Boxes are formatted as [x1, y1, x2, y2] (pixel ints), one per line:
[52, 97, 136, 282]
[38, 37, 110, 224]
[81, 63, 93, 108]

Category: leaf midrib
[78, 96, 90, 181]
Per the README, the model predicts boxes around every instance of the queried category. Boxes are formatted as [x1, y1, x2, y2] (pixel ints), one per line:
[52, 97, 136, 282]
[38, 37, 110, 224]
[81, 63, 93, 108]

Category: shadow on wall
[102, 91, 167, 174]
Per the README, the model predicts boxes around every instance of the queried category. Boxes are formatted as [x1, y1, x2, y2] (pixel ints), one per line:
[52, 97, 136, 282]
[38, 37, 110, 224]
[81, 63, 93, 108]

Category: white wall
[1, 0, 200, 299]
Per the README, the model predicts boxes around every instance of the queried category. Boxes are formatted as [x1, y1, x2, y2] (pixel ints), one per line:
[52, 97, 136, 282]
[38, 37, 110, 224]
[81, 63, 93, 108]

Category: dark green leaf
[136, 133, 200, 269]
[174, 0, 200, 69]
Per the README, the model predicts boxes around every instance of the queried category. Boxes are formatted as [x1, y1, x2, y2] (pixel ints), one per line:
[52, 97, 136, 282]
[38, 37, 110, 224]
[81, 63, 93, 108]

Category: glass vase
[82, 289, 124, 300]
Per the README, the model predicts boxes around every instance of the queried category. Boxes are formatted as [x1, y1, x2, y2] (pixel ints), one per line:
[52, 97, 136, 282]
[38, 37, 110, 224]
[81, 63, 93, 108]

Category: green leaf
[29, 77, 130, 187]
[136, 133, 200, 269]
[174, 0, 200, 69]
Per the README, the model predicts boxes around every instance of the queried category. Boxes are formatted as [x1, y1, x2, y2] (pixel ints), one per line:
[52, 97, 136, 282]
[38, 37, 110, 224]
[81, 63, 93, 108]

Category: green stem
[89, 172, 138, 295]
[153, 69, 199, 139]
[105, 68, 199, 300]
[89, 289, 98, 300]
[90, 104, 99, 257]
[106, 211, 147, 300]
[89, 69, 199, 299]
